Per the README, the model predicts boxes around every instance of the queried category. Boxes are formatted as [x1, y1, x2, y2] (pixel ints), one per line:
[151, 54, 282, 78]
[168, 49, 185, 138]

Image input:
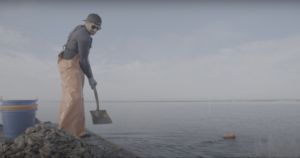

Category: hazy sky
[0, 0, 300, 101]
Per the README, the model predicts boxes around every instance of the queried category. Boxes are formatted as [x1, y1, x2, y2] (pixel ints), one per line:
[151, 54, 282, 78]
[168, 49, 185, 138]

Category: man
[57, 13, 101, 138]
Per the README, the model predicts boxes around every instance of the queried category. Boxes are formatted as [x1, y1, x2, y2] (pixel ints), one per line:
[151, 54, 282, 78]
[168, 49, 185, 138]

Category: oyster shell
[27, 137, 36, 146]
[25, 127, 36, 135]
[17, 136, 25, 149]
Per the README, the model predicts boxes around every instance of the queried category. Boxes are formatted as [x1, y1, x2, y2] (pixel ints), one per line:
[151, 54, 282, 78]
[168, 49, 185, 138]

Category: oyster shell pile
[0, 125, 124, 158]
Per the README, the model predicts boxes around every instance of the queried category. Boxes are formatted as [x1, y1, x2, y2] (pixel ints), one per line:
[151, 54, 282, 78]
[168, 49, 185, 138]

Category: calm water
[2, 101, 300, 157]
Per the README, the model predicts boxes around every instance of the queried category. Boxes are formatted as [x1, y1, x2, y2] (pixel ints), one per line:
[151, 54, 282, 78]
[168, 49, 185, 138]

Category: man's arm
[77, 35, 93, 79]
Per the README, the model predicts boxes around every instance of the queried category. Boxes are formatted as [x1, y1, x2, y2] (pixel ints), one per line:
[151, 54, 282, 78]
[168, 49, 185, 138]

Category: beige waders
[57, 51, 85, 137]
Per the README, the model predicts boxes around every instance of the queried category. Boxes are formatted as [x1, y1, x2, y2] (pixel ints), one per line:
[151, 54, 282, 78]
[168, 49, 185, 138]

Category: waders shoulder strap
[62, 25, 84, 51]
[90, 37, 93, 49]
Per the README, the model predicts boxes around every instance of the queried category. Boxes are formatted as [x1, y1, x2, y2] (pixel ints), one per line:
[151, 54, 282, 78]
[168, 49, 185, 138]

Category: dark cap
[83, 13, 102, 26]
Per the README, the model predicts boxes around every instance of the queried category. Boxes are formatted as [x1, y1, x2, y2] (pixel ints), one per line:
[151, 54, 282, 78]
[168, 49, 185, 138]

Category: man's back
[62, 25, 93, 78]
[62, 26, 92, 60]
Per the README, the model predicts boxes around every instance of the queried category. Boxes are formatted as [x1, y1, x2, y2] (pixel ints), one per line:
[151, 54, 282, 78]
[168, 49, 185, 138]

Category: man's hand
[88, 77, 97, 89]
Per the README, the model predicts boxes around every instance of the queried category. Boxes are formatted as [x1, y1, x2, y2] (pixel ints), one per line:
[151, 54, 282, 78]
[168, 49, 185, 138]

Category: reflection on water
[1, 101, 299, 157]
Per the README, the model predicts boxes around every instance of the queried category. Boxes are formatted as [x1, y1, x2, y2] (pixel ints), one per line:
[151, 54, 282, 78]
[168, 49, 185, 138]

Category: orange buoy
[223, 131, 236, 139]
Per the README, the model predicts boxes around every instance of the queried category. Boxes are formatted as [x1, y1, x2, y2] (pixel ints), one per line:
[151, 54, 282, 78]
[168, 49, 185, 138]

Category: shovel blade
[90, 110, 112, 124]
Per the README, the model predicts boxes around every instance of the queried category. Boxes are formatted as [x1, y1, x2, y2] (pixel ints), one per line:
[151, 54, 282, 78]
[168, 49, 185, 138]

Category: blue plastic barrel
[0, 99, 38, 138]
[1, 109, 37, 138]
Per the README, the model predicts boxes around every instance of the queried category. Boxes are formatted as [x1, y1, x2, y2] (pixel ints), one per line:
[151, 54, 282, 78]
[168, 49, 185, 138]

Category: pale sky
[0, 0, 300, 101]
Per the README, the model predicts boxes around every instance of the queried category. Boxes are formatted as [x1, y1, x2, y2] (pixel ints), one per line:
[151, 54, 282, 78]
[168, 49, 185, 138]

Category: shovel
[90, 86, 112, 124]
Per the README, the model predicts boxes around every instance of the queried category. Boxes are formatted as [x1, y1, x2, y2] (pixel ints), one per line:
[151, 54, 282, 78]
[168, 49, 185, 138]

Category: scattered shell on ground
[0, 125, 126, 158]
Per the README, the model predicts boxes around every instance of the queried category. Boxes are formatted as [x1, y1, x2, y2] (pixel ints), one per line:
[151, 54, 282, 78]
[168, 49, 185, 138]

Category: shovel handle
[94, 86, 100, 111]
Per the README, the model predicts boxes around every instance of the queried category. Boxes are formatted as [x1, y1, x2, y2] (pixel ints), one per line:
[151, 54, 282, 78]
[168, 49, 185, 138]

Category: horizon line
[37, 99, 300, 102]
